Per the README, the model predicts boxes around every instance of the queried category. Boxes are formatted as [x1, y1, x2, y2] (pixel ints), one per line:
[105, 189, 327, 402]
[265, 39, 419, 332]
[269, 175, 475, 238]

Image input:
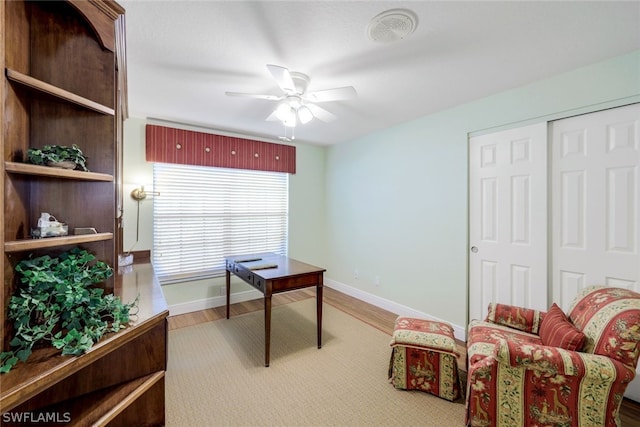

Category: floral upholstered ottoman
[388, 316, 461, 401]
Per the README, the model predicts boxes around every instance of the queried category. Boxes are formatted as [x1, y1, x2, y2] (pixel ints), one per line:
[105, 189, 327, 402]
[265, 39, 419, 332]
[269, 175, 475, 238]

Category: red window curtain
[145, 124, 296, 174]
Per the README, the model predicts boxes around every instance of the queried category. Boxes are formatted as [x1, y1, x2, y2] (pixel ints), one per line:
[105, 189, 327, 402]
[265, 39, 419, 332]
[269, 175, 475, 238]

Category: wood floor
[168, 287, 640, 426]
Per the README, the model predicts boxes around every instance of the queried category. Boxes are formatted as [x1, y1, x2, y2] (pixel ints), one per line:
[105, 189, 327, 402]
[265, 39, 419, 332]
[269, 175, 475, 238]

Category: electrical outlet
[354, 269, 359, 279]
[374, 275, 380, 287]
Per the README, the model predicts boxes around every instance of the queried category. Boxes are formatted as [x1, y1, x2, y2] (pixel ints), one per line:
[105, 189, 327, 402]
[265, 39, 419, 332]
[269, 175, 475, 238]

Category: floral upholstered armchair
[465, 286, 640, 427]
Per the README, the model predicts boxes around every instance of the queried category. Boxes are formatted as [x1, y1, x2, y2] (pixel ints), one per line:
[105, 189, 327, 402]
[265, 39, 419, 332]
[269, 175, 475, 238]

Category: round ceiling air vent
[367, 9, 418, 43]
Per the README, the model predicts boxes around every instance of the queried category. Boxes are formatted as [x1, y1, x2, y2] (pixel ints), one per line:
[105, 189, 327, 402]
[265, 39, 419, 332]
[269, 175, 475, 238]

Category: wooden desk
[225, 253, 326, 367]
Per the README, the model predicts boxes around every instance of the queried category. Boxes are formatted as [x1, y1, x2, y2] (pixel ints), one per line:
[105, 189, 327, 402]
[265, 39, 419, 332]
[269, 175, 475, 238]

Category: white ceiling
[121, 1, 640, 146]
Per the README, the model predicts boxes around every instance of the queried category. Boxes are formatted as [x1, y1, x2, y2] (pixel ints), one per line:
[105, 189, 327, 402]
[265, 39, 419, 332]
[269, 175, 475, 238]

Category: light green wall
[324, 50, 640, 328]
[122, 117, 154, 254]
[287, 142, 327, 266]
[122, 119, 327, 305]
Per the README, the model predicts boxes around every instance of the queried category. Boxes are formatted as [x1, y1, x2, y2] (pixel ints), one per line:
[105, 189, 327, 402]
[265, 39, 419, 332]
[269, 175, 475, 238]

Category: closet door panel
[469, 123, 548, 321]
[551, 103, 640, 309]
[552, 103, 640, 402]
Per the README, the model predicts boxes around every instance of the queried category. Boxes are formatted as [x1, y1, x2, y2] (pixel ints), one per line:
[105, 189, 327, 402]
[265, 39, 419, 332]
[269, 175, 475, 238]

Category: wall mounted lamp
[129, 185, 160, 248]
[130, 185, 159, 201]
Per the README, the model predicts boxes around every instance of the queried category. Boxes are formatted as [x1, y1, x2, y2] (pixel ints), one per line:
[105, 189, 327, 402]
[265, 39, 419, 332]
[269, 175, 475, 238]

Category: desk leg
[317, 279, 323, 349]
[226, 269, 231, 319]
[264, 294, 272, 367]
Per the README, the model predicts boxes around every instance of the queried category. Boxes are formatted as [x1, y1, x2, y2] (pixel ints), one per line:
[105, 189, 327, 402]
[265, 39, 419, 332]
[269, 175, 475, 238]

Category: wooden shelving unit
[6, 68, 116, 115]
[0, 264, 168, 425]
[4, 233, 114, 253]
[1, 2, 168, 425]
[5, 162, 114, 181]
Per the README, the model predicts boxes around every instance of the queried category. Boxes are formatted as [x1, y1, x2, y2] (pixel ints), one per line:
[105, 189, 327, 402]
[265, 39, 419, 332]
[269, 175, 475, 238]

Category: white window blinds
[152, 163, 288, 284]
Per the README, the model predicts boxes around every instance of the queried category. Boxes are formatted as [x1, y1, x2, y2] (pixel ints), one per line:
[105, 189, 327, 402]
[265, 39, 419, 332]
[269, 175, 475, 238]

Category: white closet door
[469, 123, 548, 322]
[551, 103, 640, 402]
[551, 103, 640, 308]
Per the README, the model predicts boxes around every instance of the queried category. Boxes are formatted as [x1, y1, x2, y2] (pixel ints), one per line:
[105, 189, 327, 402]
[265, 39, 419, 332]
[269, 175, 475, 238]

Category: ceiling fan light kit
[276, 102, 293, 121]
[282, 109, 297, 127]
[276, 97, 314, 127]
[297, 105, 313, 124]
[225, 64, 357, 135]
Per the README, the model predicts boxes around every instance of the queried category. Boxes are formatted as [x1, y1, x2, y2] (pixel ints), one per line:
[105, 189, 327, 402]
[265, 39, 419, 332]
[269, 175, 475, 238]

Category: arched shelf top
[68, 0, 125, 52]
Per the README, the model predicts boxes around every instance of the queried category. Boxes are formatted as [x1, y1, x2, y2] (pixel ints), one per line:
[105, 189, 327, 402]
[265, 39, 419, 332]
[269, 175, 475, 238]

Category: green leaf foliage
[26, 144, 89, 171]
[0, 248, 138, 373]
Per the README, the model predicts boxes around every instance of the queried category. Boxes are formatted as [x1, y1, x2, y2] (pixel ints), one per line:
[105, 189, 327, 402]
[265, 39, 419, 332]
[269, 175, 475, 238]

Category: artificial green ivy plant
[27, 144, 89, 171]
[0, 248, 137, 373]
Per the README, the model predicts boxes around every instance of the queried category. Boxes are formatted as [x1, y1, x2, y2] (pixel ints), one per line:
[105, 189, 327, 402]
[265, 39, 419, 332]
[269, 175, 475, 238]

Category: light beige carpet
[166, 299, 466, 426]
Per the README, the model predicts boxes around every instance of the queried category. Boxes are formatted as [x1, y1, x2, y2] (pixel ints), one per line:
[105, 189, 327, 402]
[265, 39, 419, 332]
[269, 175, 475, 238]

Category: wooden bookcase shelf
[5, 162, 114, 181]
[67, 371, 165, 426]
[6, 68, 115, 116]
[34, 371, 165, 426]
[1, 2, 167, 425]
[4, 233, 114, 253]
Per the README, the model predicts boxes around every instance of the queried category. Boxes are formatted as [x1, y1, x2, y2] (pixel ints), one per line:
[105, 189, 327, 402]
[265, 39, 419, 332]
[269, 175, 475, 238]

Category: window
[152, 163, 288, 284]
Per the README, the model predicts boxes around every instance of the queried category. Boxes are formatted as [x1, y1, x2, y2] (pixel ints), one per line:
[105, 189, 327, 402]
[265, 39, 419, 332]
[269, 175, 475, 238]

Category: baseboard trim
[167, 278, 465, 340]
[168, 289, 262, 316]
[324, 278, 466, 341]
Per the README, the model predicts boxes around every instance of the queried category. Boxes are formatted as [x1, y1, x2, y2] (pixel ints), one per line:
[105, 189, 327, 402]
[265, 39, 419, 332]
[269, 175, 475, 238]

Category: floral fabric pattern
[486, 302, 545, 334]
[466, 319, 541, 365]
[389, 317, 460, 401]
[391, 316, 458, 354]
[568, 287, 640, 369]
[466, 287, 640, 427]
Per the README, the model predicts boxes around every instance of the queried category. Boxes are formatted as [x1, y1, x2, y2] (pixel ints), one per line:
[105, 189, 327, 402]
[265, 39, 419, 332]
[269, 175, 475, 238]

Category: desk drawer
[233, 265, 255, 285]
[234, 266, 265, 292]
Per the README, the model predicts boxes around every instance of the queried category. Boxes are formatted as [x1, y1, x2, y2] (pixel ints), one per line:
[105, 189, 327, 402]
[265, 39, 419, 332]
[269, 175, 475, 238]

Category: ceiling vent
[367, 9, 418, 43]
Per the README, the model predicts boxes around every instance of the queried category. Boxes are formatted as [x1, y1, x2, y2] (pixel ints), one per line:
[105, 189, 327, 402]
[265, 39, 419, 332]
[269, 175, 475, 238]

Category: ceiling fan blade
[306, 86, 357, 103]
[265, 110, 280, 122]
[225, 91, 282, 101]
[266, 64, 296, 93]
[307, 104, 336, 122]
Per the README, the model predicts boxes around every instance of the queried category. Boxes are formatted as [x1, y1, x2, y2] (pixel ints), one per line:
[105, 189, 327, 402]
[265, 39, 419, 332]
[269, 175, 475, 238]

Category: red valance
[145, 124, 296, 174]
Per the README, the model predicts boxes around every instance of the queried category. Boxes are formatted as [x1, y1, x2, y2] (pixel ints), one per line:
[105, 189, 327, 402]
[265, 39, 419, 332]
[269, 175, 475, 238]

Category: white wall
[324, 50, 640, 336]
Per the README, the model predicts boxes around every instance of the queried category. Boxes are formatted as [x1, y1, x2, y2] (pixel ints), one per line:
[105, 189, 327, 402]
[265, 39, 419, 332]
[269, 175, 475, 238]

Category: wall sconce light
[130, 186, 146, 201]
[128, 185, 160, 247]
[130, 185, 159, 201]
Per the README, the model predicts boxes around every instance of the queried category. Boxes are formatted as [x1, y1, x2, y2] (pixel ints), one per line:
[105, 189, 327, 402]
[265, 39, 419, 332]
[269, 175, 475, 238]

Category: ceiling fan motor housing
[287, 72, 310, 95]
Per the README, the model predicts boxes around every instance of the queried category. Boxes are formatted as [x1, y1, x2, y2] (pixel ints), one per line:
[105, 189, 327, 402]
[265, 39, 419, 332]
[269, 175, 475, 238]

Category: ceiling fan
[225, 64, 357, 129]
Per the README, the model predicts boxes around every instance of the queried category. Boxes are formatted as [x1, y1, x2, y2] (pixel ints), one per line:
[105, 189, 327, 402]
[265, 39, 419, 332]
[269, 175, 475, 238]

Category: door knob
[470, 246, 478, 253]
